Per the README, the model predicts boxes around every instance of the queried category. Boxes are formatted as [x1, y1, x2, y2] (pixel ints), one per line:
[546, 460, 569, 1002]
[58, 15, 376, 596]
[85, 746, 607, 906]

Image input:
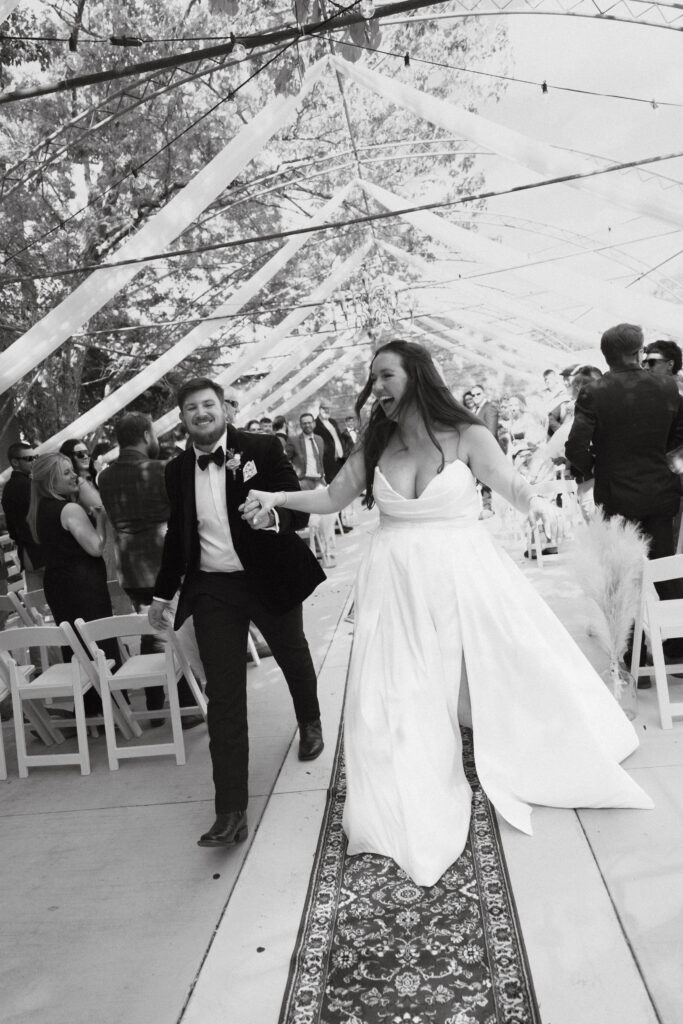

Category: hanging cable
[3, 145, 683, 284]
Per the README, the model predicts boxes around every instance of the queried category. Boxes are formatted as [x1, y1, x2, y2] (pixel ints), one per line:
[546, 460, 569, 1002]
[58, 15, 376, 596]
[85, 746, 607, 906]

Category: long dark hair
[354, 340, 480, 507]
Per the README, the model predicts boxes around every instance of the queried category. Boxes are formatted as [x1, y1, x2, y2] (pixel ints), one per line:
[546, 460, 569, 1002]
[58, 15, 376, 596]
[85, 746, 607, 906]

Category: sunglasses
[73, 451, 90, 458]
[642, 357, 665, 368]
[18, 454, 36, 462]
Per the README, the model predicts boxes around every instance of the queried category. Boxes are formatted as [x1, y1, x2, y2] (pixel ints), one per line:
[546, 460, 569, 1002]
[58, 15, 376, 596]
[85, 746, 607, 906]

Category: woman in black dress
[27, 452, 116, 714]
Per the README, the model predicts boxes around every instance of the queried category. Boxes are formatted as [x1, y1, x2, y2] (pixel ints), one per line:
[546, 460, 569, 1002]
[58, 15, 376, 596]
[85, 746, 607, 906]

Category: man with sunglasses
[642, 340, 683, 396]
[567, 325, 683, 669]
[1, 441, 44, 589]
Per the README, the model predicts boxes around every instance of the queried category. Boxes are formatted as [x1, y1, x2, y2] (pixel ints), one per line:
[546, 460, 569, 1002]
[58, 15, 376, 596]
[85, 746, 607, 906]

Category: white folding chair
[0, 591, 34, 628]
[75, 614, 186, 770]
[631, 554, 683, 729]
[0, 625, 92, 777]
[524, 478, 581, 567]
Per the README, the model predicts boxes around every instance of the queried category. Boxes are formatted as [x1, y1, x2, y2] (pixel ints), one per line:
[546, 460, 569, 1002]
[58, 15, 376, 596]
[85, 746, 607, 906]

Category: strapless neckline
[375, 459, 468, 501]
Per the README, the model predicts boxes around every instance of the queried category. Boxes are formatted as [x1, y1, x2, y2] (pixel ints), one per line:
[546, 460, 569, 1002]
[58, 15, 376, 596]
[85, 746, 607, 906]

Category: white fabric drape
[267, 346, 364, 418]
[152, 239, 372, 438]
[418, 316, 539, 385]
[335, 56, 683, 232]
[241, 328, 364, 420]
[38, 181, 354, 452]
[362, 180, 683, 335]
[380, 241, 594, 352]
[0, 57, 331, 395]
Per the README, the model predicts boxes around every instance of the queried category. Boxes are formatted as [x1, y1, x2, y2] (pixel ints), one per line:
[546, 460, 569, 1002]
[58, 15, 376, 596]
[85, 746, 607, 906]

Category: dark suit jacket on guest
[1, 470, 44, 570]
[314, 416, 345, 481]
[98, 449, 170, 591]
[474, 400, 499, 438]
[154, 425, 325, 625]
[285, 432, 326, 480]
[565, 368, 683, 520]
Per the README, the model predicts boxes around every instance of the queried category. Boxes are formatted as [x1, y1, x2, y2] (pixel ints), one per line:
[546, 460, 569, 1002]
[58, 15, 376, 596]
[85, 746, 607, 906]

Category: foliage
[0, 0, 510, 443]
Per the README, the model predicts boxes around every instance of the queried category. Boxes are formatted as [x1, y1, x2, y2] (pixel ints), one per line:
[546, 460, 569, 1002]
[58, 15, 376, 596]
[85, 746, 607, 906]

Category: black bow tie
[197, 447, 224, 470]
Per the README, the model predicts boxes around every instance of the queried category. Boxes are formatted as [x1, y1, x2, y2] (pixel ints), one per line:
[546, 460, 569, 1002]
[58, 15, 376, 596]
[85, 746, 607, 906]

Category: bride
[241, 340, 652, 887]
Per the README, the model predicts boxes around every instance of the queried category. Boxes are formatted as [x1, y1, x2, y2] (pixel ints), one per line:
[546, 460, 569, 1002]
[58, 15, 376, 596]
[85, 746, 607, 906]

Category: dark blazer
[565, 368, 683, 519]
[154, 425, 325, 624]
[475, 400, 499, 438]
[314, 416, 345, 481]
[285, 432, 325, 480]
[98, 449, 170, 591]
[1, 471, 44, 570]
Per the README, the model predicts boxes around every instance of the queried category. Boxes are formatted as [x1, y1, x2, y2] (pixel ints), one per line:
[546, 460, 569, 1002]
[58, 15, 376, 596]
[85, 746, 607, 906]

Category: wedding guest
[1, 441, 44, 590]
[98, 412, 203, 729]
[315, 404, 345, 482]
[642, 340, 683, 396]
[27, 452, 118, 715]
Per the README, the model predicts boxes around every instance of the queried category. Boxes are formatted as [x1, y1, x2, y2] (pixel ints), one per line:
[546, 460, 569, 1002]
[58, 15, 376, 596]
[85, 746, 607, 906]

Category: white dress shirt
[195, 431, 245, 573]
[304, 435, 322, 478]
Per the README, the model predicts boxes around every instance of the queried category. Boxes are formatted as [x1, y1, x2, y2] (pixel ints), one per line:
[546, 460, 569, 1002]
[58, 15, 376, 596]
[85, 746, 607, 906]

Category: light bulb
[231, 41, 247, 61]
[360, 0, 375, 17]
[65, 51, 83, 72]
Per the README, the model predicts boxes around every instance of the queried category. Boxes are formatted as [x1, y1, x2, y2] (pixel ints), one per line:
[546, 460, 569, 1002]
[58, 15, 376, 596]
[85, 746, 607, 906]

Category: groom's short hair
[176, 377, 225, 410]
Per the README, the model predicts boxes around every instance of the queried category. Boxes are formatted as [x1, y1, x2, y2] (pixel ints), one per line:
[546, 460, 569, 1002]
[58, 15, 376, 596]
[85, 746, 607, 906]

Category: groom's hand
[148, 599, 171, 631]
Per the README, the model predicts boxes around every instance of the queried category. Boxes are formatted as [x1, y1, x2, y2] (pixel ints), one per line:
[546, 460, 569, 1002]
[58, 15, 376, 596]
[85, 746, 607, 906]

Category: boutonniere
[226, 449, 242, 479]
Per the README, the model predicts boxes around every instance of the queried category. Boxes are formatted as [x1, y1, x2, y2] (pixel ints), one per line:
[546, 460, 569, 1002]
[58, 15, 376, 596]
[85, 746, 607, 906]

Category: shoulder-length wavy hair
[354, 340, 481, 507]
[27, 453, 71, 543]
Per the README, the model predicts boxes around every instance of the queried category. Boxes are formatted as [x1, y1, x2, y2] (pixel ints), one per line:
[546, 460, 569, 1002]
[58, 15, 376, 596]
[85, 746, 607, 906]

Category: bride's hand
[528, 495, 562, 543]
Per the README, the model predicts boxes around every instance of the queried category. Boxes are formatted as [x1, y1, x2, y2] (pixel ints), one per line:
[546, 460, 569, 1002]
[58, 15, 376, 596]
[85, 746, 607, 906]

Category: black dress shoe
[298, 719, 324, 761]
[197, 811, 248, 847]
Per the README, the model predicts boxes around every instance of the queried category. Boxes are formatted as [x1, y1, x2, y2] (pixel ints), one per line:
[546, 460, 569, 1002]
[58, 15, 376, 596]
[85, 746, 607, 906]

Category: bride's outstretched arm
[460, 424, 560, 536]
[241, 452, 365, 526]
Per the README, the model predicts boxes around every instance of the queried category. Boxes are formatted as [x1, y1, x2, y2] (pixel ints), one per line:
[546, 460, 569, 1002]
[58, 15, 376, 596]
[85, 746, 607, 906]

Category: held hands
[239, 488, 279, 530]
[528, 495, 562, 544]
[148, 599, 172, 631]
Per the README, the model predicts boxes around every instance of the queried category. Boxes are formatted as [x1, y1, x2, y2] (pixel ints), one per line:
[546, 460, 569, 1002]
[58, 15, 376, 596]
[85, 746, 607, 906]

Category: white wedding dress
[342, 460, 653, 887]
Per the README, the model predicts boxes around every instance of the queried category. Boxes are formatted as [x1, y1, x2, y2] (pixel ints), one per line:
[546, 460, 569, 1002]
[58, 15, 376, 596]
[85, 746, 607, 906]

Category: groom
[149, 378, 326, 847]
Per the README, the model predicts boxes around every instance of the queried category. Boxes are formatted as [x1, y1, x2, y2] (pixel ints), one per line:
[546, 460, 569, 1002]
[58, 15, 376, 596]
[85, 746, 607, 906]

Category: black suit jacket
[314, 416, 344, 481]
[565, 368, 683, 519]
[154, 426, 325, 624]
[98, 449, 170, 590]
[1, 471, 44, 570]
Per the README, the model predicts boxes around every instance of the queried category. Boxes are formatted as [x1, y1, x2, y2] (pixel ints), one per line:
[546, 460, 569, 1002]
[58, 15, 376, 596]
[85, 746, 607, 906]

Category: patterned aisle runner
[280, 729, 540, 1024]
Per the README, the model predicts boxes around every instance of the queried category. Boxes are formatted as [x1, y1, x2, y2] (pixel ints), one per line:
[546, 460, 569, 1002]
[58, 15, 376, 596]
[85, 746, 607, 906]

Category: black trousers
[125, 586, 196, 711]
[190, 572, 320, 813]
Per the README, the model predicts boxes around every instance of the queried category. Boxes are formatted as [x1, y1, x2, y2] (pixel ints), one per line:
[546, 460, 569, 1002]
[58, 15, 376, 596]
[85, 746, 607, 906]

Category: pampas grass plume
[572, 510, 650, 663]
